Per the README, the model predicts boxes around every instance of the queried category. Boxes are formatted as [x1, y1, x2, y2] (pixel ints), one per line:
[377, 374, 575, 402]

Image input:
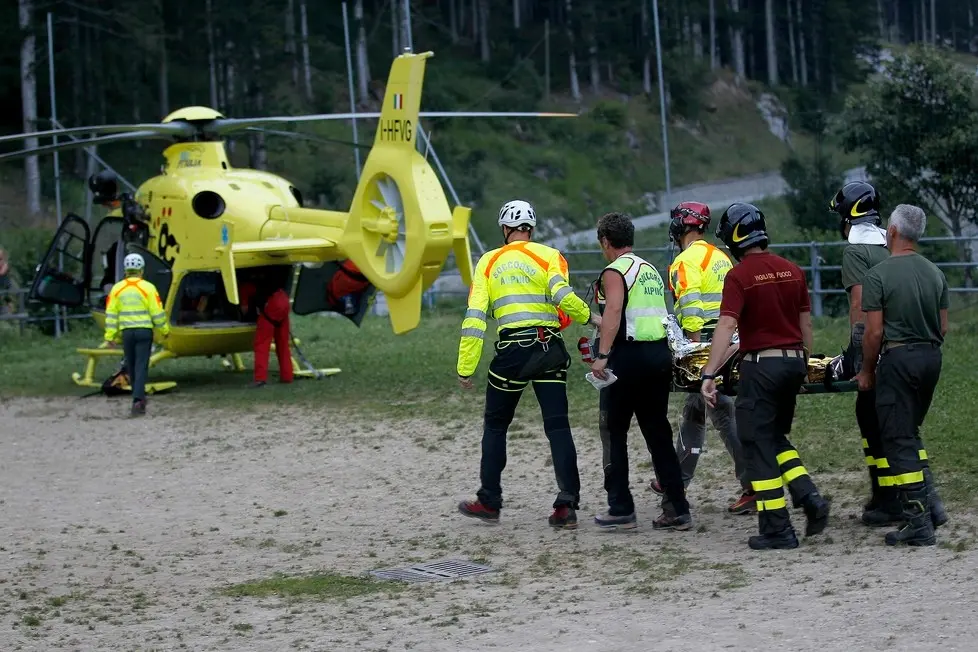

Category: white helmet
[497, 200, 537, 229]
[124, 253, 145, 271]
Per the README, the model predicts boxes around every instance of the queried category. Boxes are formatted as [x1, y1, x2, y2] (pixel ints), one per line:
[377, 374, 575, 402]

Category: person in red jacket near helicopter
[240, 272, 294, 388]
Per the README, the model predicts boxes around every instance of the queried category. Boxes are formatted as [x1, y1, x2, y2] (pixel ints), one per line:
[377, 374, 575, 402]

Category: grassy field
[2, 304, 976, 506]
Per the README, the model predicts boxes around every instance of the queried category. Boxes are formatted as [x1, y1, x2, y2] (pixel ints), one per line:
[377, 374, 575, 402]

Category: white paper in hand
[585, 370, 618, 390]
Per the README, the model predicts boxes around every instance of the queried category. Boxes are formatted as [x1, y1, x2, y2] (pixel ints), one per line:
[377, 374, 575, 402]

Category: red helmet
[669, 201, 711, 244]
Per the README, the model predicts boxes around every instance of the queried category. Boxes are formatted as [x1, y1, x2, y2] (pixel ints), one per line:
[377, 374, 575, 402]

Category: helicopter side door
[88, 216, 126, 311]
[28, 214, 92, 308]
[292, 261, 375, 327]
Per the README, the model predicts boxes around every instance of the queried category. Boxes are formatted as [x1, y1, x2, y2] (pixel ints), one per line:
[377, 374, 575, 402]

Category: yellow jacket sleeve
[456, 254, 491, 377]
[670, 260, 707, 333]
[143, 281, 170, 336]
[104, 283, 122, 342]
[547, 251, 591, 325]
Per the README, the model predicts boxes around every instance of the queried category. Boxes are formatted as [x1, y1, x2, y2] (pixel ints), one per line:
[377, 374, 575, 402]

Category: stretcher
[671, 379, 858, 395]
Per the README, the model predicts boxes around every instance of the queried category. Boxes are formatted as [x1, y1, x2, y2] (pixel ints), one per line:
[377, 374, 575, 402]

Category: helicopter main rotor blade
[0, 130, 175, 163]
[210, 110, 578, 135]
[0, 121, 193, 145]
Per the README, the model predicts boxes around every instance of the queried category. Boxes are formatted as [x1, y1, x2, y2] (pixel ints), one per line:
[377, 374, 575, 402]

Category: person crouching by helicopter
[240, 273, 294, 388]
[101, 253, 170, 417]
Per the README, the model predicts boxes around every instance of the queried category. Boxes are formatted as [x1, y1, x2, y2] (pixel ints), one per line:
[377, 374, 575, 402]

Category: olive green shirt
[861, 253, 949, 346]
[841, 244, 889, 291]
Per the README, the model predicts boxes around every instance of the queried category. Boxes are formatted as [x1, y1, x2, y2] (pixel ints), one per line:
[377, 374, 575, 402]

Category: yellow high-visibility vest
[456, 240, 591, 377]
[596, 252, 669, 341]
[104, 277, 169, 342]
[668, 239, 732, 333]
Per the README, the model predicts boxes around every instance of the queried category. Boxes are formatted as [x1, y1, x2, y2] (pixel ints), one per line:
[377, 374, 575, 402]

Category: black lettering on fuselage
[380, 119, 413, 142]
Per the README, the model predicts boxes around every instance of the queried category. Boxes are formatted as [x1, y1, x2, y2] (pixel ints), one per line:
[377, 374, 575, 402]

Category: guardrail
[0, 288, 89, 336]
[423, 235, 978, 318]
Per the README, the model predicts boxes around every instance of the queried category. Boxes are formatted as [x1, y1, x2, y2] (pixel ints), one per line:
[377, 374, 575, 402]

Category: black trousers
[122, 328, 153, 402]
[856, 389, 886, 489]
[476, 328, 580, 510]
[736, 354, 817, 535]
[601, 338, 689, 517]
[875, 343, 942, 490]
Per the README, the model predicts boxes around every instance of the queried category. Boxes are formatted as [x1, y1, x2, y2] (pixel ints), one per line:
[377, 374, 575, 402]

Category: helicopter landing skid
[268, 337, 341, 380]
[73, 347, 177, 395]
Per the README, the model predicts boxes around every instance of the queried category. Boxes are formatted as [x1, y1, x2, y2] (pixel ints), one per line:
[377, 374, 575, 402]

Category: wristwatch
[596, 352, 609, 360]
[700, 373, 715, 380]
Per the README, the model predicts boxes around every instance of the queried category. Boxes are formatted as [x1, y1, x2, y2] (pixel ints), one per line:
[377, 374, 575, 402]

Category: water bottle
[578, 336, 595, 364]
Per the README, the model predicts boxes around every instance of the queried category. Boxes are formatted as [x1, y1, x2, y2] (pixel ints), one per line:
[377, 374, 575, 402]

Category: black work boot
[884, 486, 936, 547]
[923, 468, 948, 528]
[802, 491, 830, 536]
[748, 528, 799, 550]
[861, 486, 902, 527]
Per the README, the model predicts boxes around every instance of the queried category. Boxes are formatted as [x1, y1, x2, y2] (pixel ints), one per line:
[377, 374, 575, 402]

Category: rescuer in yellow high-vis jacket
[647, 201, 756, 517]
[103, 252, 169, 416]
[456, 199, 600, 531]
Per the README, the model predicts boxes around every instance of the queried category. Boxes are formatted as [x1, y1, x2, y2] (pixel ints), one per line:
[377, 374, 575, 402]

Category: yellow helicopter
[0, 50, 575, 392]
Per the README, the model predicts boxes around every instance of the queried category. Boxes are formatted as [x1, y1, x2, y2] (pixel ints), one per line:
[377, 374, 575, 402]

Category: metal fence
[4, 236, 976, 334]
[423, 235, 978, 318]
[0, 288, 89, 336]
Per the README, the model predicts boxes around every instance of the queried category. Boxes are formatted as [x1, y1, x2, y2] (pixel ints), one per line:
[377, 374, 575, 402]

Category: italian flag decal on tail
[393, 93, 403, 110]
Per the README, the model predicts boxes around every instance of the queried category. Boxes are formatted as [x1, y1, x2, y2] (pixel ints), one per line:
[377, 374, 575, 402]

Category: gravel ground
[1, 395, 975, 652]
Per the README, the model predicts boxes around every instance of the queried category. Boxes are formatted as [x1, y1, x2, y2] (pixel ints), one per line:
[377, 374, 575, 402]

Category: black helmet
[88, 170, 120, 205]
[830, 181, 881, 238]
[715, 203, 769, 260]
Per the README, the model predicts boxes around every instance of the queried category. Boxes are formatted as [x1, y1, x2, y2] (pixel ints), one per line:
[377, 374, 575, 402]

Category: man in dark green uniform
[831, 182, 895, 524]
[856, 204, 949, 547]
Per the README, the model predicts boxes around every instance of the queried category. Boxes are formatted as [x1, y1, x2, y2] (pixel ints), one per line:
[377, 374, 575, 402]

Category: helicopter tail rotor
[339, 51, 463, 335]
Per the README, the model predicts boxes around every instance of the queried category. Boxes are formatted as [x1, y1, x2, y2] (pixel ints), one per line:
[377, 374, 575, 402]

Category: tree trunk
[892, 0, 900, 43]
[471, 0, 479, 41]
[158, 1, 169, 119]
[299, 0, 313, 102]
[566, 0, 581, 101]
[787, 0, 798, 84]
[286, 0, 298, 87]
[730, 0, 746, 80]
[391, 0, 400, 55]
[355, 0, 370, 105]
[513, 0, 521, 29]
[920, 0, 928, 43]
[225, 40, 236, 154]
[709, 0, 717, 70]
[876, 0, 885, 39]
[207, 0, 218, 108]
[797, 0, 808, 86]
[449, 0, 458, 44]
[250, 46, 267, 170]
[765, 0, 778, 85]
[18, 0, 40, 217]
[641, 0, 652, 94]
[216, 26, 226, 111]
[930, 0, 936, 44]
[692, 20, 703, 60]
[587, 26, 600, 94]
[478, 0, 490, 62]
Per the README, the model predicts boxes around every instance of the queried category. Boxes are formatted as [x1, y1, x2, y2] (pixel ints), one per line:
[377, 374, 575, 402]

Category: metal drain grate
[370, 558, 494, 583]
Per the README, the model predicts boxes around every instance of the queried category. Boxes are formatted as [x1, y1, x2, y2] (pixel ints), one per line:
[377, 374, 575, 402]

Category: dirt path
[0, 396, 974, 651]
